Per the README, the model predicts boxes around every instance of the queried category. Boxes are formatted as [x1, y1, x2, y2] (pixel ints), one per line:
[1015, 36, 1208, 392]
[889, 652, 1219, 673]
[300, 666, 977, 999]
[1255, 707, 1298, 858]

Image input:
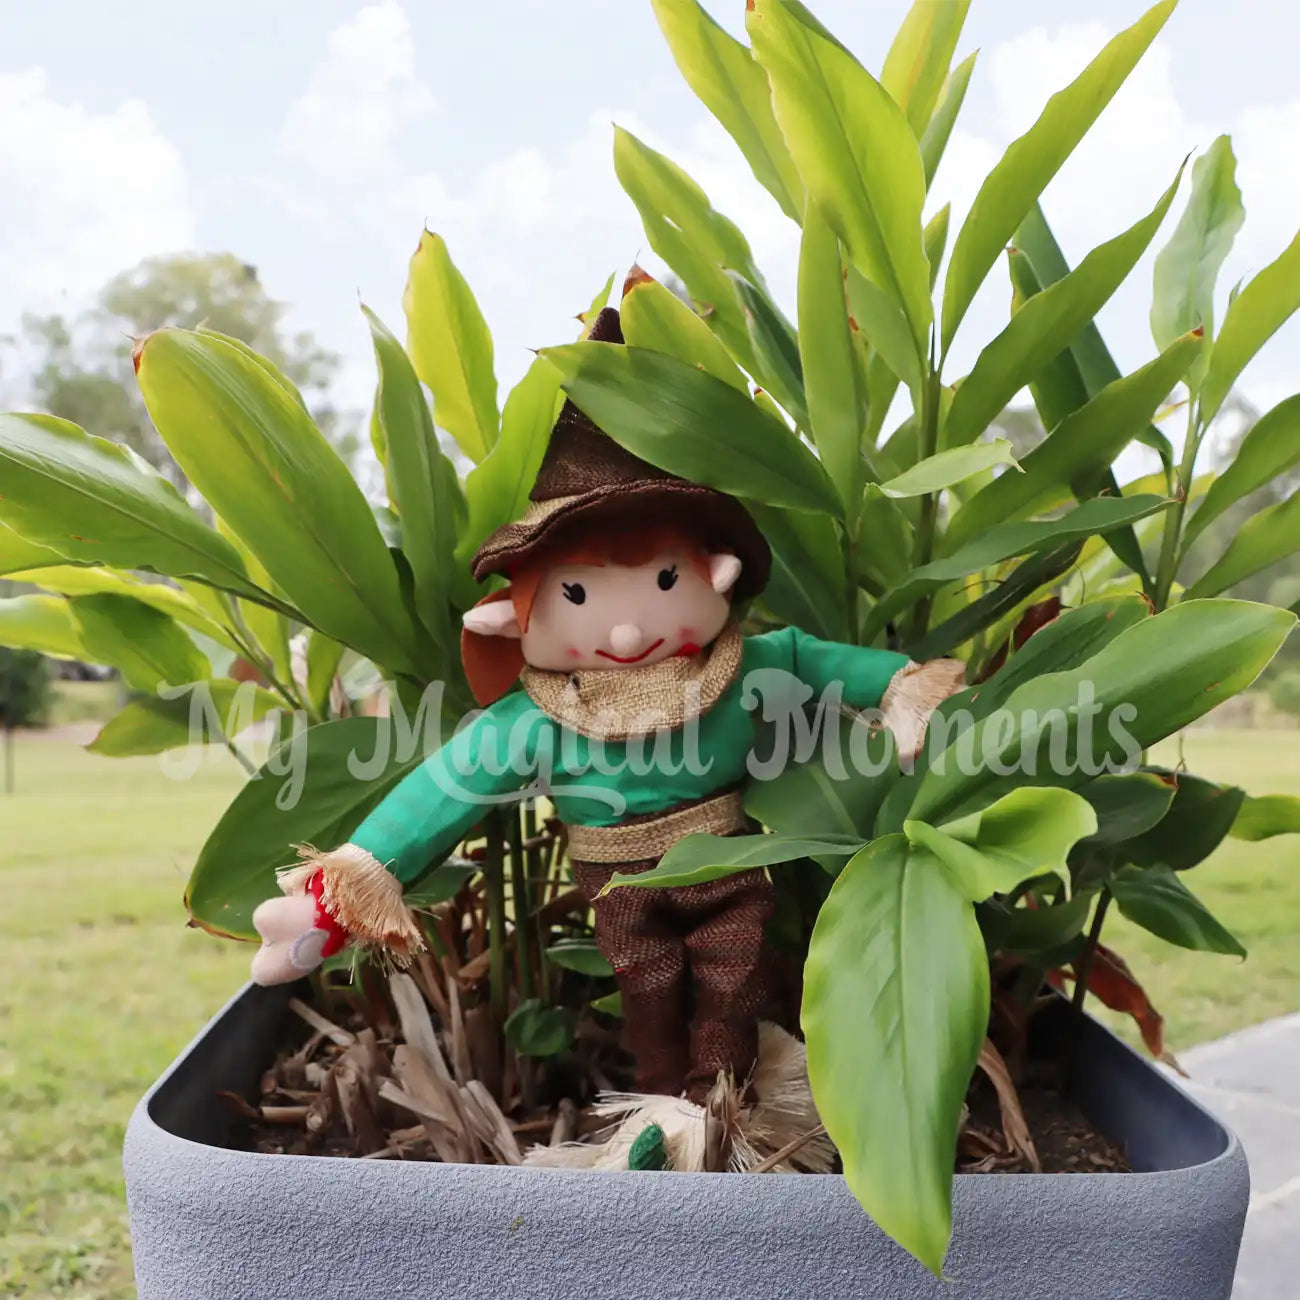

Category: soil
[228, 990, 1131, 1176]
[959, 1062, 1131, 1176]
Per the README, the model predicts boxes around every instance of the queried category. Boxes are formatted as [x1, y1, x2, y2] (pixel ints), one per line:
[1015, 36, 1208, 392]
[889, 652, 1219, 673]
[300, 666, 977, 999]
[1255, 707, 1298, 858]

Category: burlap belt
[565, 790, 747, 864]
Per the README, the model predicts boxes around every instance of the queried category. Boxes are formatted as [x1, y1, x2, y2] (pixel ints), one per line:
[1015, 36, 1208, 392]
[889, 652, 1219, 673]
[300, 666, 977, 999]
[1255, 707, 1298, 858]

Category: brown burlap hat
[471, 307, 771, 600]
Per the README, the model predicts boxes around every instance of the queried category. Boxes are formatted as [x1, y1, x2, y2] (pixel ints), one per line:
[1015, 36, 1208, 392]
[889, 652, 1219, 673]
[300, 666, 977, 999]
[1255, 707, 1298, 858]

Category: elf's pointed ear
[709, 552, 743, 594]
[462, 600, 522, 639]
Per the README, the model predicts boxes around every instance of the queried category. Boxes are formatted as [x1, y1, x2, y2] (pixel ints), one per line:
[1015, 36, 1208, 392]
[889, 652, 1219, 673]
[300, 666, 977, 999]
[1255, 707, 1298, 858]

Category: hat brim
[471, 480, 772, 601]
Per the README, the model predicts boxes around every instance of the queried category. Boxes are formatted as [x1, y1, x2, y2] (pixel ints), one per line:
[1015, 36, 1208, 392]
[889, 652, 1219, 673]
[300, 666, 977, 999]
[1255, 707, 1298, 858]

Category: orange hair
[461, 521, 717, 706]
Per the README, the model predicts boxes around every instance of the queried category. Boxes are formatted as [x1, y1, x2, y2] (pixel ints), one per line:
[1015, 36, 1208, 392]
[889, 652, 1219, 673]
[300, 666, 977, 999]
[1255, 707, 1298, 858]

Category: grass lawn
[0, 727, 1297, 1297]
[0, 737, 244, 1299]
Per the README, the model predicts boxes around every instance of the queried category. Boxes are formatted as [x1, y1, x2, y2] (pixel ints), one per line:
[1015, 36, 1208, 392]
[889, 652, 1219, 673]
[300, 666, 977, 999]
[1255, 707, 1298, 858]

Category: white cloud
[279, 0, 436, 181]
[0, 69, 194, 314]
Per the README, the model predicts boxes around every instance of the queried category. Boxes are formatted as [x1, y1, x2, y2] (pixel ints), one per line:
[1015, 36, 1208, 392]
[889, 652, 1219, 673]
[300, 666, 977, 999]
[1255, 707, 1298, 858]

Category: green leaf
[366, 307, 470, 647]
[956, 594, 1153, 723]
[577, 273, 616, 333]
[946, 333, 1201, 548]
[402, 230, 499, 461]
[0, 521, 66, 575]
[920, 51, 976, 188]
[798, 202, 867, 520]
[912, 599, 1295, 824]
[545, 940, 615, 978]
[135, 330, 421, 676]
[650, 0, 803, 221]
[750, 503, 849, 641]
[1185, 490, 1300, 598]
[729, 271, 809, 427]
[904, 787, 1096, 901]
[749, 0, 931, 354]
[70, 594, 209, 691]
[746, 717, 899, 841]
[588, 991, 623, 1019]
[457, 357, 564, 571]
[613, 126, 770, 379]
[989, 893, 1093, 958]
[1122, 770, 1245, 870]
[1016, 205, 1173, 475]
[0, 595, 86, 659]
[906, 543, 1082, 662]
[856, 486, 914, 591]
[941, 0, 1177, 352]
[1151, 135, 1244, 355]
[0, 413, 259, 600]
[602, 832, 861, 894]
[863, 495, 1170, 641]
[186, 717, 424, 940]
[7, 564, 238, 653]
[621, 274, 748, 392]
[924, 204, 951, 290]
[403, 860, 478, 907]
[504, 999, 576, 1059]
[88, 680, 282, 756]
[1111, 864, 1245, 956]
[1076, 771, 1177, 845]
[1231, 793, 1300, 841]
[880, 0, 972, 138]
[804, 835, 987, 1274]
[538, 342, 841, 515]
[846, 267, 922, 393]
[304, 630, 346, 719]
[1200, 226, 1300, 425]
[1185, 394, 1300, 545]
[880, 439, 1018, 500]
[944, 165, 1185, 449]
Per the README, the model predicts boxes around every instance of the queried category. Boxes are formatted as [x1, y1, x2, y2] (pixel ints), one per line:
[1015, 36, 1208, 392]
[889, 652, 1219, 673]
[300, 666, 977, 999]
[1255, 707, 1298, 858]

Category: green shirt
[351, 628, 908, 884]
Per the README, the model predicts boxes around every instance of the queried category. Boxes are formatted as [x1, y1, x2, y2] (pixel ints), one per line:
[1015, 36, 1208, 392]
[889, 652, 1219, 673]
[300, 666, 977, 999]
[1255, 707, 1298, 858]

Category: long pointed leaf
[402, 231, 499, 462]
[947, 332, 1201, 548]
[804, 835, 987, 1274]
[944, 166, 1185, 450]
[881, 0, 972, 139]
[538, 342, 841, 515]
[650, 0, 803, 221]
[749, 0, 931, 354]
[135, 330, 421, 675]
[941, 0, 1177, 352]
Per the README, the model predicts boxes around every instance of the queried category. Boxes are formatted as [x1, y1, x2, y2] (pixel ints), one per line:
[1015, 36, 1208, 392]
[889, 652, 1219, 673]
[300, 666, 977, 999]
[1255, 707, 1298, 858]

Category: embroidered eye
[657, 565, 679, 592]
[562, 582, 586, 605]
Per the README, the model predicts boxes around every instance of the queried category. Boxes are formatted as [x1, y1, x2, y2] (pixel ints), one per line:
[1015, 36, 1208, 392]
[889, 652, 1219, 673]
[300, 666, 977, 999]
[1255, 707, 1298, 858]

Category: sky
[3, 0, 1299, 462]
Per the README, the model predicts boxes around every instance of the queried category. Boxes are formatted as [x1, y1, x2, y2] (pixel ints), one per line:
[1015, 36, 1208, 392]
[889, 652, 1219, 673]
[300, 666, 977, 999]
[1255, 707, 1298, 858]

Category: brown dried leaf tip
[622, 263, 655, 298]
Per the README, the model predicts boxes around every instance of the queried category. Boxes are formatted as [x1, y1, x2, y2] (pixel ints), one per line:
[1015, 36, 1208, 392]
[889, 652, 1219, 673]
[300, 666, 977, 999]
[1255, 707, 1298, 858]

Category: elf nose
[609, 623, 645, 657]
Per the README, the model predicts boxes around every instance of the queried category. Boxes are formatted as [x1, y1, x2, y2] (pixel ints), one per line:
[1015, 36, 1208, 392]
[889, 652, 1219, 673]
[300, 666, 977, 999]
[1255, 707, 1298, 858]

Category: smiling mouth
[595, 639, 665, 664]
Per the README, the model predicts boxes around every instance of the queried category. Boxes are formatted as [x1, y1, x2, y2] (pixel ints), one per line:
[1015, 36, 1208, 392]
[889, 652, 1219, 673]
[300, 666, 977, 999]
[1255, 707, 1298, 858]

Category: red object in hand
[307, 871, 350, 958]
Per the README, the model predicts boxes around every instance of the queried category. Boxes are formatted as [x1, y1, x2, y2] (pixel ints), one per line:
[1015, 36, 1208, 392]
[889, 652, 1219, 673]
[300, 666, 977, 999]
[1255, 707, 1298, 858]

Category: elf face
[523, 547, 738, 670]
[462, 547, 741, 672]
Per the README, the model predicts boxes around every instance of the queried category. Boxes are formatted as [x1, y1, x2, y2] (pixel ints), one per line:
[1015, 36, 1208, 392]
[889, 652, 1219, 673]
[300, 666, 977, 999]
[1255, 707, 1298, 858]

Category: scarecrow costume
[266, 308, 963, 1171]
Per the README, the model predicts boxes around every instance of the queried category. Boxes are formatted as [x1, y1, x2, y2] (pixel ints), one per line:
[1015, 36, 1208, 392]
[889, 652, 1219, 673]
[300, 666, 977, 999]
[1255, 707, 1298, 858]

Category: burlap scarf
[520, 621, 742, 741]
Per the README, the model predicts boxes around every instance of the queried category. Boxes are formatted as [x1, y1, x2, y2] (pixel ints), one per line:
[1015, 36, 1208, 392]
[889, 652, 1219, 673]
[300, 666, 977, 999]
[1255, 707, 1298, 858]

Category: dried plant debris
[227, 973, 1131, 1177]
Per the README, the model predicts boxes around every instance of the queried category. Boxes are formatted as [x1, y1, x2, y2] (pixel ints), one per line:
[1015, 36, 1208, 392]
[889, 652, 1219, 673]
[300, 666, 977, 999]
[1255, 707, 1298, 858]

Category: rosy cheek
[678, 625, 697, 641]
[565, 647, 582, 660]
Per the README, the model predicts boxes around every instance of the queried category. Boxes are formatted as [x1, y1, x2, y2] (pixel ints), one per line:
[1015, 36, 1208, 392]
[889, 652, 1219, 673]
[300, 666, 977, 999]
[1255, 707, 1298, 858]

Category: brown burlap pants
[572, 856, 775, 1102]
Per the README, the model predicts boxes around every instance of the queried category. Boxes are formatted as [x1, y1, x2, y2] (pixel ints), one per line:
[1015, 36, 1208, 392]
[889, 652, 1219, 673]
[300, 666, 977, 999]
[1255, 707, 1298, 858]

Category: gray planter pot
[124, 982, 1247, 1299]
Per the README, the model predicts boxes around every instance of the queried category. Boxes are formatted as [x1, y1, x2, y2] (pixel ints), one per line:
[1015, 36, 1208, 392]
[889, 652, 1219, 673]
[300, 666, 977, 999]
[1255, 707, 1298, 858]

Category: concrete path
[1173, 1013, 1300, 1298]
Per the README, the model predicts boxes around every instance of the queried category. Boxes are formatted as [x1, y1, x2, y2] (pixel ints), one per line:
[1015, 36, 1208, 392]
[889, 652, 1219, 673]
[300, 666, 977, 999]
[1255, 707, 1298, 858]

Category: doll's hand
[250, 872, 349, 985]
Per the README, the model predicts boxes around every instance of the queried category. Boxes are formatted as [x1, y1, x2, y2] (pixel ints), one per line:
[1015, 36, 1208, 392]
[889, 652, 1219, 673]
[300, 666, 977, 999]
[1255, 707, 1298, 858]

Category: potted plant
[3, 0, 1299, 1295]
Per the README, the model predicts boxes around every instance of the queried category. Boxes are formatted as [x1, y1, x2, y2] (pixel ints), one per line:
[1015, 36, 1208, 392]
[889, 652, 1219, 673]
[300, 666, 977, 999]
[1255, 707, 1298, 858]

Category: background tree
[15, 253, 357, 478]
[0, 647, 50, 794]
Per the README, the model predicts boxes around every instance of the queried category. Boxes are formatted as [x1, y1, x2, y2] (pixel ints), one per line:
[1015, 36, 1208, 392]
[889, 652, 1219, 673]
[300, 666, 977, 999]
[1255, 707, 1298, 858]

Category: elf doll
[249, 308, 964, 1170]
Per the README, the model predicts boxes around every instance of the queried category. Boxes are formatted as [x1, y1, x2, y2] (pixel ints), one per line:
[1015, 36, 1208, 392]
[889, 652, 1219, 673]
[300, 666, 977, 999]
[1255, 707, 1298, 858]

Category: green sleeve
[349, 690, 552, 885]
[745, 626, 909, 711]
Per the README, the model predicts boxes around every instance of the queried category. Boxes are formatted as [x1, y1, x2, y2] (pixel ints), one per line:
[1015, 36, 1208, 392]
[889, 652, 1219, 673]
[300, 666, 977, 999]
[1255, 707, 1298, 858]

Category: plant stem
[1065, 887, 1113, 1088]
[907, 363, 943, 640]
[483, 812, 509, 1026]
[1152, 403, 1202, 612]
[507, 805, 536, 1003]
[523, 803, 549, 999]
